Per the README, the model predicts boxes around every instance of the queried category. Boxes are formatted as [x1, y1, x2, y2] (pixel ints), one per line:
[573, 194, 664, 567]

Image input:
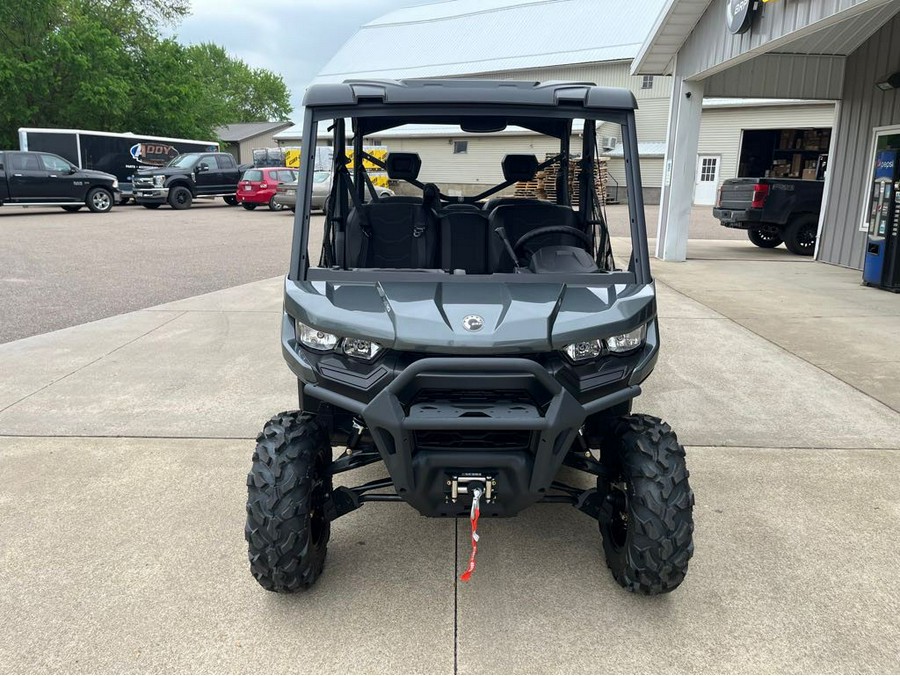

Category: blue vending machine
[863, 150, 900, 289]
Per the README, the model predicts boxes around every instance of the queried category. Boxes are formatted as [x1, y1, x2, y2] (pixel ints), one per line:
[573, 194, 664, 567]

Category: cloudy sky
[172, 0, 436, 119]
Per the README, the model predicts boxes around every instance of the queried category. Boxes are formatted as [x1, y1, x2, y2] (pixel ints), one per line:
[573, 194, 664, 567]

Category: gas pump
[863, 150, 900, 291]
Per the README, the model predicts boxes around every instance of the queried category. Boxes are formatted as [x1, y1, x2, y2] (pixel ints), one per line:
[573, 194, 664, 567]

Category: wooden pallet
[515, 154, 610, 206]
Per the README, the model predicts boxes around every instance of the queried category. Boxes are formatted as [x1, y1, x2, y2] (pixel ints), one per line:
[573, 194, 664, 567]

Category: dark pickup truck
[713, 178, 823, 256]
[0, 150, 118, 213]
[133, 151, 248, 210]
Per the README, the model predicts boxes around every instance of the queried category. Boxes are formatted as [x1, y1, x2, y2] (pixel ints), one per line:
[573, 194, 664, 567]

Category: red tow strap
[459, 487, 483, 582]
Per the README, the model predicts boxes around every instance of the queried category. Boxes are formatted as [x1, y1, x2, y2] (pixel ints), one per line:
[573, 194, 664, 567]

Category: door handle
[13, 173, 22, 177]
[49, 174, 58, 178]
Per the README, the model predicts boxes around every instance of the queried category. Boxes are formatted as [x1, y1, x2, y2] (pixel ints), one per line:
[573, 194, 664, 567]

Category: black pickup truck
[713, 178, 823, 256]
[0, 150, 118, 213]
[132, 151, 249, 210]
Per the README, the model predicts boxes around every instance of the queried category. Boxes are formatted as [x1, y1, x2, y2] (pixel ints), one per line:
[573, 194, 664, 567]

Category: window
[641, 75, 654, 90]
[699, 157, 718, 182]
[41, 154, 73, 172]
[453, 140, 468, 154]
[219, 154, 236, 169]
[242, 169, 263, 182]
[313, 171, 330, 183]
[201, 155, 220, 170]
[9, 153, 41, 171]
[274, 170, 298, 182]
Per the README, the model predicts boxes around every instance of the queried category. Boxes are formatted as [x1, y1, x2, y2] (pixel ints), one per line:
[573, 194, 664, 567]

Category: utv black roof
[303, 79, 638, 111]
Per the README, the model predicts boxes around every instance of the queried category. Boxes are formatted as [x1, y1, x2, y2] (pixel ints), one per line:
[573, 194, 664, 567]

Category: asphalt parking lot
[0, 201, 740, 344]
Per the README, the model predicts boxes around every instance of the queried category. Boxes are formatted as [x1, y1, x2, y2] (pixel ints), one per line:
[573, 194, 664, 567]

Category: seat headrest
[386, 153, 422, 181]
[502, 154, 539, 183]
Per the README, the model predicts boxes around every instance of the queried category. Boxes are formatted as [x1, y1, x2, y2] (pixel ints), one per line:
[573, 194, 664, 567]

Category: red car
[235, 167, 298, 211]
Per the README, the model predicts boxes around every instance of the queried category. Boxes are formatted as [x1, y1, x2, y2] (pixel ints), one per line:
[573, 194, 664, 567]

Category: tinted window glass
[219, 154, 236, 168]
[313, 171, 330, 183]
[243, 169, 263, 182]
[41, 154, 72, 172]
[202, 155, 220, 171]
[274, 170, 297, 182]
[8, 153, 42, 171]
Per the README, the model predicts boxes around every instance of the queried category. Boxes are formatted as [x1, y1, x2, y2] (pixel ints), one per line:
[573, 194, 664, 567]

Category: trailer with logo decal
[18, 128, 219, 204]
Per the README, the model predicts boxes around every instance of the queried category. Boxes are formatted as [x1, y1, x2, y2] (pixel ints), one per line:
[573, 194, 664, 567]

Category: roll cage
[288, 80, 652, 286]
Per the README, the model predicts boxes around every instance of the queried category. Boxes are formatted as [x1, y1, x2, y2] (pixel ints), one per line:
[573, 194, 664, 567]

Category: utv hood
[284, 279, 656, 354]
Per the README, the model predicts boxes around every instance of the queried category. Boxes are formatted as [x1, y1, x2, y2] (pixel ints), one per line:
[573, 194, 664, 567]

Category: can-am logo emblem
[462, 315, 484, 332]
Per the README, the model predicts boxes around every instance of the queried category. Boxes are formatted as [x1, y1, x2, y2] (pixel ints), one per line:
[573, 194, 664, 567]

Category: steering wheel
[514, 226, 593, 258]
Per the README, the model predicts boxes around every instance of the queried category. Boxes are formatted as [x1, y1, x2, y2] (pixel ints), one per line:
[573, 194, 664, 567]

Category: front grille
[410, 389, 536, 407]
[414, 429, 533, 451]
[133, 177, 154, 187]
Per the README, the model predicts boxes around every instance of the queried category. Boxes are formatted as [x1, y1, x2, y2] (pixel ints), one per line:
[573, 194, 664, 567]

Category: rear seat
[344, 153, 438, 268]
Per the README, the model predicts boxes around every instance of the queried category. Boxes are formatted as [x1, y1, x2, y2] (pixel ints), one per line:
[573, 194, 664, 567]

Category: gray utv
[245, 79, 694, 595]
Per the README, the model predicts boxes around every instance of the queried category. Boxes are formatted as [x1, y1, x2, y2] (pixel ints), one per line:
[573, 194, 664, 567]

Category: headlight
[563, 340, 604, 362]
[561, 325, 647, 362]
[606, 325, 647, 353]
[153, 175, 165, 187]
[112, 179, 119, 189]
[342, 338, 382, 361]
[298, 322, 339, 352]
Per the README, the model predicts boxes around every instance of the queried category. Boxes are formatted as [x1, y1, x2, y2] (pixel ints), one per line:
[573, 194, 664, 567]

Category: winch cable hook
[459, 485, 484, 582]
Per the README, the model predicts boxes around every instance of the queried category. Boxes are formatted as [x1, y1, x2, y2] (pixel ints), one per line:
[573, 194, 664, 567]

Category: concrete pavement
[1, 240, 899, 673]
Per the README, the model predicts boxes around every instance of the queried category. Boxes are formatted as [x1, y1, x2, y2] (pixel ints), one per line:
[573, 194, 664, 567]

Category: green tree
[185, 43, 292, 122]
[0, 0, 291, 149]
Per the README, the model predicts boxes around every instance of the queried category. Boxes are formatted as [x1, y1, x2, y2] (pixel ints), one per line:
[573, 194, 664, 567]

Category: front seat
[344, 153, 438, 269]
[486, 154, 581, 272]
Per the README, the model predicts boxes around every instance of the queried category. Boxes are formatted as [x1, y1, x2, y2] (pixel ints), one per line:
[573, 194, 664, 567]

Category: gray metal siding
[703, 54, 845, 100]
[819, 11, 900, 269]
[677, 0, 896, 79]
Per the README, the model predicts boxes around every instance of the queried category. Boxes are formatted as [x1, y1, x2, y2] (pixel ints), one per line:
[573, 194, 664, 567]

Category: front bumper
[133, 187, 169, 203]
[346, 357, 638, 516]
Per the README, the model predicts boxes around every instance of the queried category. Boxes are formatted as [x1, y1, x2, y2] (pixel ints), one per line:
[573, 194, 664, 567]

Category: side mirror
[197, 163, 208, 173]
[68, 166, 78, 174]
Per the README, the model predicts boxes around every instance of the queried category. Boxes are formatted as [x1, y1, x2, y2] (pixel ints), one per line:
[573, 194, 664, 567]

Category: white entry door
[694, 155, 720, 205]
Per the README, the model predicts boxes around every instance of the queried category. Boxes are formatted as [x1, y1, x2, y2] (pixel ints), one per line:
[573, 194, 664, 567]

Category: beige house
[215, 122, 293, 164]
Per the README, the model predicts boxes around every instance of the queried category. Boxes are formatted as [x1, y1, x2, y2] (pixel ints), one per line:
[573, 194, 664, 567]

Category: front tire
[86, 187, 113, 213]
[168, 186, 193, 210]
[747, 225, 783, 248]
[597, 414, 694, 595]
[246, 412, 333, 592]
[242, 203, 258, 211]
[268, 196, 284, 211]
[783, 214, 818, 256]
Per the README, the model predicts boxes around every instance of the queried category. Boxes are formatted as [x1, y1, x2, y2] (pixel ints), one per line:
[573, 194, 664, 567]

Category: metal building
[634, 0, 900, 268]
[298, 0, 834, 205]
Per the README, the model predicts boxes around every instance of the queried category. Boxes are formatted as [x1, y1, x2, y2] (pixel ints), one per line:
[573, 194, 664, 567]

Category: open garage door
[739, 128, 830, 180]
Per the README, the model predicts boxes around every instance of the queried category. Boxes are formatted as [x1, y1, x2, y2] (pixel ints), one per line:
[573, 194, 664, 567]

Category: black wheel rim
[798, 225, 816, 251]
[757, 226, 780, 242]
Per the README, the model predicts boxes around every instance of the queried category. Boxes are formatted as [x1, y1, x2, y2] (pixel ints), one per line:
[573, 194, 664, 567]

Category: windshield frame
[288, 103, 651, 287]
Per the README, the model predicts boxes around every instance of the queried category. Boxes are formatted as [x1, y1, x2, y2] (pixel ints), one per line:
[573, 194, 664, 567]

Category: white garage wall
[698, 103, 836, 184]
